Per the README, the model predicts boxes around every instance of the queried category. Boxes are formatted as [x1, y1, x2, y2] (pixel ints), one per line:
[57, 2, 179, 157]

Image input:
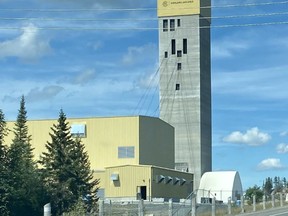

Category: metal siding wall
[102, 165, 193, 200]
[139, 116, 175, 169]
[83, 117, 140, 170]
[152, 167, 193, 199]
[105, 166, 151, 199]
[5, 117, 140, 170]
[93, 171, 106, 189]
[6, 116, 177, 173]
[6, 120, 56, 160]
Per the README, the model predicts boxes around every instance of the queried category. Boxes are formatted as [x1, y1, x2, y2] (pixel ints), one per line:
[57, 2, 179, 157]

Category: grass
[195, 201, 287, 216]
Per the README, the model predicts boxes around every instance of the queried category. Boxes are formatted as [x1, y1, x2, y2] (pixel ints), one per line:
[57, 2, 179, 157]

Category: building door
[137, 186, 147, 200]
[140, 186, 147, 200]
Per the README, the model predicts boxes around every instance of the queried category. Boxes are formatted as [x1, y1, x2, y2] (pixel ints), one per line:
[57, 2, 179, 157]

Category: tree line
[245, 176, 288, 203]
[0, 96, 99, 216]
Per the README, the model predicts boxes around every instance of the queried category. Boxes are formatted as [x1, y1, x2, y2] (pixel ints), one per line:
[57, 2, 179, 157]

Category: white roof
[197, 171, 243, 203]
[199, 171, 241, 191]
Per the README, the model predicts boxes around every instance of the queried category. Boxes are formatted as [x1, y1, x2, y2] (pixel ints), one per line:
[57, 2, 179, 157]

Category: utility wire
[1, 12, 288, 22]
[1, 21, 288, 31]
[208, 0, 288, 9]
[0, 17, 159, 21]
[0, 1, 288, 12]
[133, 23, 179, 116]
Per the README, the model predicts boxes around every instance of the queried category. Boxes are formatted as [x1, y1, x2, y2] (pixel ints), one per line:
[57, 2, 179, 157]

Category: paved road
[235, 206, 288, 216]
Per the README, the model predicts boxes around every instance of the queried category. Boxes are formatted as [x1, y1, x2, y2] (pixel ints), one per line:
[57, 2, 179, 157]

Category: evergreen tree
[283, 177, 287, 188]
[273, 176, 283, 192]
[40, 109, 99, 215]
[7, 96, 45, 216]
[0, 109, 9, 216]
[63, 198, 88, 216]
[70, 137, 99, 212]
[263, 177, 273, 196]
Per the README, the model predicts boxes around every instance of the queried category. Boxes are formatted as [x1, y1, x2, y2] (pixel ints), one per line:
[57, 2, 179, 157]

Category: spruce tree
[69, 137, 99, 212]
[0, 109, 9, 216]
[7, 96, 44, 216]
[40, 109, 99, 215]
[263, 177, 273, 196]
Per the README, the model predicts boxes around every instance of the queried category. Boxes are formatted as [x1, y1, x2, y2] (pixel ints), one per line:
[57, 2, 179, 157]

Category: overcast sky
[1, 0, 288, 190]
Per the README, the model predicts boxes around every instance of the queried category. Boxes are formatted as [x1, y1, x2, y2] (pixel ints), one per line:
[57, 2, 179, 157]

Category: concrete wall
[158, 12, 211, 190]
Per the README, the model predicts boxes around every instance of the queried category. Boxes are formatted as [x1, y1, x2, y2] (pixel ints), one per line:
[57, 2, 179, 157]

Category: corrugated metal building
[5, 115, 193, 201]
[96, 165, 193, 201]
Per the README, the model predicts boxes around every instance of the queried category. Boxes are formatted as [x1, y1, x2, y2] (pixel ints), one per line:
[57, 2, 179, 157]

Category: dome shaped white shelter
[197, 171, 243, 203]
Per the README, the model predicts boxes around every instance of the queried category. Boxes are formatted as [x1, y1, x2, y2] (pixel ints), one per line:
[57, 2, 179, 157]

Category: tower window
[183, 39, 187, 54]
[177, 63, 182, 70]
[177, 19, 181, 27]
[171, 39, 176, 55]
[170, 19, 175, 31]
[163, 19, 168, 32]
[176, 84, 180, 91]
[177, 50, 182, 57]
[164, 51, 168, 58]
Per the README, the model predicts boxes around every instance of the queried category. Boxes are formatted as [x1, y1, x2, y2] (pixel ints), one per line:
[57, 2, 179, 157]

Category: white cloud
[27, 86, 64, 102]
[223, 127, 271, 146]
[0, 23, 51, 61]
[213, 0, 257, 5]
[57, 69, 97, 86]
[122, 43, 157, 65]
[41, 0, 154, 9]
[2, 85, 64, 103]
[270, 36, 288, 48]
[212, 40, 250, 59]
[92, 0, 154, 8]
[211, 29, 255, 59]
[257, 158, 284, 171]
[276, 143, 288, 154]
[91, 41, 103, 50]
[73, 69, 96, 85]
[138, 71, 159, 89]
[213, 66, 288, 100]
[86, 41, 103, 51]
[280, 131, 288, 137]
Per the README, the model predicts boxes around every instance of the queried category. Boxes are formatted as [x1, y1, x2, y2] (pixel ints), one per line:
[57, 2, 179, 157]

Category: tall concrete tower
[157, 0, 211, 189]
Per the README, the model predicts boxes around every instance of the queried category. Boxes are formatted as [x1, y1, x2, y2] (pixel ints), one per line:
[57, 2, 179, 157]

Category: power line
[1, 12, 288, 22]
[209, 0, 288, 9]
[0, 17, 158, 22]
[0, 21, 288, 31]
[133, 25, 179, 116]
[209, 21, 288, 28]
[0, 1, 288, 12]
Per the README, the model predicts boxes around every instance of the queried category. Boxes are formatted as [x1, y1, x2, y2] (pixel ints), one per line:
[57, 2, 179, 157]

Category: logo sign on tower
[157, 0, 200, 17]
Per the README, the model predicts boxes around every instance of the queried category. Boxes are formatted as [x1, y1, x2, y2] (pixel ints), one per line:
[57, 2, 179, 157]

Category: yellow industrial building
[5, 116, 193, 201]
